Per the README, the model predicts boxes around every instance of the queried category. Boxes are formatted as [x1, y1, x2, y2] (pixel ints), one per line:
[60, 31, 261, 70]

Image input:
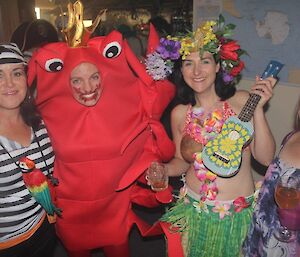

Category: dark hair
[148, 16, 172, 36]
[20, 75, 41, 130]
[116, 24, 136, 38]
[169, 57, 236, 106]
[11, 19, 58, 52]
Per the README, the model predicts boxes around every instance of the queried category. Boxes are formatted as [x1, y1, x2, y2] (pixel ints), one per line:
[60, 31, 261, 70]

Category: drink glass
[146, 161, 168, 192]
[274, 175, 300, 242]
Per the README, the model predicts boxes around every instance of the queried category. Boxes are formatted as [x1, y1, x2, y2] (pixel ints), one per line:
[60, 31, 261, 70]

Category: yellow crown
[62, 0, 106, 47]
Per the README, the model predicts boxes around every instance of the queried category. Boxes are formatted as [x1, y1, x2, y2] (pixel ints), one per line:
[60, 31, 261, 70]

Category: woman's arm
[165, 104, 190, 176]
[250, 76, 277, 165]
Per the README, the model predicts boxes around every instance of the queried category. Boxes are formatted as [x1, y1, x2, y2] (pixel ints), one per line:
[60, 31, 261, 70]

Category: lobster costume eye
[45, 58, 64, 72]
[103, 42, 121, 58]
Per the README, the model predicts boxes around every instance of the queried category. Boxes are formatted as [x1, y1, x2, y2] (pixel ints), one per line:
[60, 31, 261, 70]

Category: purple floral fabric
[242, 132, 300, 257]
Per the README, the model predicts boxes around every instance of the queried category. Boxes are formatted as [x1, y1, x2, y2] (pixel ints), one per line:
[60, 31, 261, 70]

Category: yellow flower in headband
[194, 21, 217, 49]
[167, 35, 194, 60]
[179, 38, 195, 60]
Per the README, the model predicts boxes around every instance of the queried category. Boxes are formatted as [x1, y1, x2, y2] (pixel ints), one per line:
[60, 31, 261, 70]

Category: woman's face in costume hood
[70, 62, 102, 106]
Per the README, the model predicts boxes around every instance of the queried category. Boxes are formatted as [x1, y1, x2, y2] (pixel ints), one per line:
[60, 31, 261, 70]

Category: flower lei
[145, 15, 246, 85]
[184, 106, 225, 202]
[179, 177, 252, 220]
[185, 106, 224, 145]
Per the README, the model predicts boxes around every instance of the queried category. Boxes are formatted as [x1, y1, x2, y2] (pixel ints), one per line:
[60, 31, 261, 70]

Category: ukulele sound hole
[213, 152, 230, 164]
[228, 130, 240, 141]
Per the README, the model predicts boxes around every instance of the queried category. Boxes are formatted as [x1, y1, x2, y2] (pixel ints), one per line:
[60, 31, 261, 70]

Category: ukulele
[201, 60, 283, 177]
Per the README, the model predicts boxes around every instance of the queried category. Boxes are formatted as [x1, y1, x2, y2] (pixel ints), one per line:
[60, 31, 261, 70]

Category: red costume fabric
[28, 26, 175, 251]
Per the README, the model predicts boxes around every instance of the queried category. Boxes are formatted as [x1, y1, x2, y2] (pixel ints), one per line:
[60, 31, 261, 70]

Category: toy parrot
[18, 156, 61, 223]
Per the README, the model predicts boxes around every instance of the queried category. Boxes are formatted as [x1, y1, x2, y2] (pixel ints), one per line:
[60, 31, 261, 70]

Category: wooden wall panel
[0, 0, 35, 42]
[0, 0, 20, 42]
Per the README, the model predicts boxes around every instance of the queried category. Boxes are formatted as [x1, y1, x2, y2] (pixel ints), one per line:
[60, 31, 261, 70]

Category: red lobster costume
[27, 6, 176, 256]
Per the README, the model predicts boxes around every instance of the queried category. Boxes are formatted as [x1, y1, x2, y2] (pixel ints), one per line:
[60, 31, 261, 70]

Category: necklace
[184, 104, 225, 145]
[184, 101, 234, 201]
[182, 104, 225, 201]
[190, 106, 223, 201]
[0, 129, 57, 184]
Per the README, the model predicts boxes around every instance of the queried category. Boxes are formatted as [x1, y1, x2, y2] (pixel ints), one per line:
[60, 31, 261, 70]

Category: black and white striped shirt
[0, 123, 54, 243]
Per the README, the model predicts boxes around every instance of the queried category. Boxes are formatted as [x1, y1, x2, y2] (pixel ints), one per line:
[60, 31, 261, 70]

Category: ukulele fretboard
[238, 94, 261, 122]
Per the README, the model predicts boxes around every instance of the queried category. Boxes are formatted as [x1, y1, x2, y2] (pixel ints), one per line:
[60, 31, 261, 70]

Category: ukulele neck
[238, 93, 261, 122]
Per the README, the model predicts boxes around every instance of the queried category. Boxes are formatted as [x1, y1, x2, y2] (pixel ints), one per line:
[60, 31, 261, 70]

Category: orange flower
[206, 171, 217, 181]
[204, 118, 216, 128]
[212, 110, 223, 120]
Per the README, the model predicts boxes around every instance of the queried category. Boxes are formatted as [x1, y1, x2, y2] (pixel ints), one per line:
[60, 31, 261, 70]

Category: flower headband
[145, 15, 246, 85]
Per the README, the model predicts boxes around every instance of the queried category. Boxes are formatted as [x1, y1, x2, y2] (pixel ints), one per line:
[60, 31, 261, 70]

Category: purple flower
[222, 71, 234, 84]
[157, 38, 181, 60]
[145, 52, 173, 80]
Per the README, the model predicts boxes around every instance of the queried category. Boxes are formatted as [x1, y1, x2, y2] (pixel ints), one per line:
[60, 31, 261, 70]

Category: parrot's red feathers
[23, 168, 47, 187]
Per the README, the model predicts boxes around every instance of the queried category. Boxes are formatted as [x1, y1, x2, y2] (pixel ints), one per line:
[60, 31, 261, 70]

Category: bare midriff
[185, 148, 255, 200]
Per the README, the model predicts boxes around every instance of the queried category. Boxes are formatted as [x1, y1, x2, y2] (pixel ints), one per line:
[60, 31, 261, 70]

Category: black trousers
[0, 217, 57, 257]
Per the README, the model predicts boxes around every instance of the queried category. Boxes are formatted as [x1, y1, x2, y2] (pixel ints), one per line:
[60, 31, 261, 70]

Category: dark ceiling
[51, 0, 192, 12]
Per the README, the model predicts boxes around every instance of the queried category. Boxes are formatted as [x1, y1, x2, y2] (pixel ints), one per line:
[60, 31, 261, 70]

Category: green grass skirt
[161, 194, 255, 257]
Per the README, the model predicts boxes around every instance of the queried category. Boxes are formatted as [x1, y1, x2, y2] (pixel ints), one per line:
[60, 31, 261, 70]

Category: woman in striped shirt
[0, 43, 57, 257]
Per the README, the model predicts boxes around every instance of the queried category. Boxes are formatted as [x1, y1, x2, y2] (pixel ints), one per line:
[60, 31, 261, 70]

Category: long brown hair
[19, 69, 41, 130]
[20, 89, 41, 131]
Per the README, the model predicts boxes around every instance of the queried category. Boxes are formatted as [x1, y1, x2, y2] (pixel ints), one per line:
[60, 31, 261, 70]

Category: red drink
[275, 185, 300, 209]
